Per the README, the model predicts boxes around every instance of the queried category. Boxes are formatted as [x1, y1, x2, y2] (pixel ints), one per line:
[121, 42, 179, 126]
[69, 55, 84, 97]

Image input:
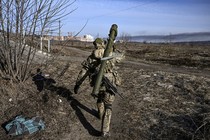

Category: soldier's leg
[101, 93, 115, 136]
[97, 94, 104, 120]
[76, 69, 87, 82]
[101, 104, 112, 136]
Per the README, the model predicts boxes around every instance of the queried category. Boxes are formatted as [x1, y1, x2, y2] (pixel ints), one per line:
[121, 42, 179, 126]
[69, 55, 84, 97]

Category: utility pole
[48, 39, 50, 54]
[40, 36, 43, 52]
[59, 20, 61, 42]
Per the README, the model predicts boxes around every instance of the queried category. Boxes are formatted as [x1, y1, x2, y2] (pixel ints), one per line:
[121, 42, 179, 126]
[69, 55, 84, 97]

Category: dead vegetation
[0, 41, 210, 140]
[124, 42, 210, 70]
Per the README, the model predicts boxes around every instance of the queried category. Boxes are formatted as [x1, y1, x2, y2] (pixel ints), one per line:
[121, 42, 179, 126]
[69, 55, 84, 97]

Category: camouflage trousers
[97, 91, 115, 133]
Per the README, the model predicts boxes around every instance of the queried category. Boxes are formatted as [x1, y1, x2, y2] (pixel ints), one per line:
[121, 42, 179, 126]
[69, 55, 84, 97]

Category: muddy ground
[0, 41, 210, 140]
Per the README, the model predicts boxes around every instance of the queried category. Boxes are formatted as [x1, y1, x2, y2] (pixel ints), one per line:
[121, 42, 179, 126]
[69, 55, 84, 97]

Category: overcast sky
[62, 0, 210, 37]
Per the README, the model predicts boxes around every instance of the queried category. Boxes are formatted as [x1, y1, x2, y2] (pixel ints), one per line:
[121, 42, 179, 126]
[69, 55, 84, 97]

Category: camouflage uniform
[74, 38, 124, 137]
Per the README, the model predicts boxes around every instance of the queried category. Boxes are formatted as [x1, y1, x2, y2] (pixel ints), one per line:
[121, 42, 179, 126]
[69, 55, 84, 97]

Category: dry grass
[0, 41, 210, 140]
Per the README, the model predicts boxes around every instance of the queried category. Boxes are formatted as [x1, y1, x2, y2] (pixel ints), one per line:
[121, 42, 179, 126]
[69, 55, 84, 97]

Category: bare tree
[119, 32, 131, 48]
[0, 0, 76, 82]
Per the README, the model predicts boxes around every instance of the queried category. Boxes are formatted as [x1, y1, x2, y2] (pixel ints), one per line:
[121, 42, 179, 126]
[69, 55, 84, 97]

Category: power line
[64, 0, 159, 23]
[87, 0, 159, 20]
[61, 0, 159, 36]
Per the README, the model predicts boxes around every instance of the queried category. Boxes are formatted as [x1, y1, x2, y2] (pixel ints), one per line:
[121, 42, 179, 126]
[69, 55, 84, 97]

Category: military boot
[101, 132, 111, 137]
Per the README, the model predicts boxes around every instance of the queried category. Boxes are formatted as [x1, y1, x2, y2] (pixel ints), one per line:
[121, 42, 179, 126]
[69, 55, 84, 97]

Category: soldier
[74, 37, 124, 137]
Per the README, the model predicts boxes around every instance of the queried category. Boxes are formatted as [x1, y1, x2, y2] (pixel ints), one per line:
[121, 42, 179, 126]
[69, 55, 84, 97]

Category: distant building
[80, 34, 94, 42]
[42, 34, 94, 42]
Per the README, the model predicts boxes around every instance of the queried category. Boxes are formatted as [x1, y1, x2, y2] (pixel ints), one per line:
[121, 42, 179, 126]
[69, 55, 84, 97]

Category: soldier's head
[93, 38, 105, 49]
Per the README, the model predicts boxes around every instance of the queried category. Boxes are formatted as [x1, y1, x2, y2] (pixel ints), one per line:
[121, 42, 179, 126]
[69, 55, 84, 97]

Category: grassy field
[0, 41, 210, 139]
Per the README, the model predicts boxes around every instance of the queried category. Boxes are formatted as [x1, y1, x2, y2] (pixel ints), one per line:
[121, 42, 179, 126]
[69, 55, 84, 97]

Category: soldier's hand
[74, 84, 79, 94]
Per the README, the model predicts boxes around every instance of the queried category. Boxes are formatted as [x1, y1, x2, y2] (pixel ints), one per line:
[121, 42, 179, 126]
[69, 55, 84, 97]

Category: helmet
[93, 38, 105, 48]
[93, 38, 103, 45]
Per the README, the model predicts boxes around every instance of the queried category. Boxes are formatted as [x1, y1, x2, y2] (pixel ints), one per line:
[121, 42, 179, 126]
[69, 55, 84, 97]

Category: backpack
[5, 115, 45, 136]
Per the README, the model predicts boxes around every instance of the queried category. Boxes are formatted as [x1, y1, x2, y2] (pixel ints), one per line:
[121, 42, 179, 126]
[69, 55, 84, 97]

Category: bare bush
[119, 32, 131, 48]
[0, 0, 76, 82]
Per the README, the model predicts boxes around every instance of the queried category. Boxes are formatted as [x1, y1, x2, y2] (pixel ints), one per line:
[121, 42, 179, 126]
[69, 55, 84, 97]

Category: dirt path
[59, 46, 210, 78]
[122, 60, 210, 78]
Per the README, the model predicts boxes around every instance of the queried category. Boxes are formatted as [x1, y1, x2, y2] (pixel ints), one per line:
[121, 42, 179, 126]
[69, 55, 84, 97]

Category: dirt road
[58, 46, 210, 78]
